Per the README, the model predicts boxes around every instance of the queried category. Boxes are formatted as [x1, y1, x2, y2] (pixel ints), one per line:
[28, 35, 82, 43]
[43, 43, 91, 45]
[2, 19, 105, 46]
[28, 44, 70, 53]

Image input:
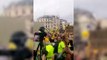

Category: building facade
[3, 2, 33, 17]
[2, 0, 33, 38]
[98, 19, 107, 29]
[74, 8, 97, 31]
[37, 15, 68, 30]
[60, 19, 68, 30]
[0, 16, 33, 45]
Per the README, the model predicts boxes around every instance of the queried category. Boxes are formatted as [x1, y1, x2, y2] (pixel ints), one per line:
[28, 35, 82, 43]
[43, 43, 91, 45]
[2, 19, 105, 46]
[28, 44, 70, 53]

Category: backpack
[53, 42, 59, 53]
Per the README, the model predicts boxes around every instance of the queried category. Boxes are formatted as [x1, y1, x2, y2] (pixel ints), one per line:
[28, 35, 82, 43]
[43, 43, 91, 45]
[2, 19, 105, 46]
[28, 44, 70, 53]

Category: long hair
[61, 34, 68, 47]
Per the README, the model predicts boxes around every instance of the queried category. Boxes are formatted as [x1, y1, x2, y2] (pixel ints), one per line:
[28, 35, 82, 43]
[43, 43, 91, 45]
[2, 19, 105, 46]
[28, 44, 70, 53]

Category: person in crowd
[34, 27, 47, 60]
[55, 34, 72, 60]
[9, 31, 32, 60]
[42, 39, 54, 60]
[34, 28, 74, 60]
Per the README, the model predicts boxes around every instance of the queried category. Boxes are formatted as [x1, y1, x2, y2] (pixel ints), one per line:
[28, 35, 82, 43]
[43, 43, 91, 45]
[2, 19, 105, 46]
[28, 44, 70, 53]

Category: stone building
[0, 0, 33, 46]
[37, 15, 68, 30]
[97, 19, 107, 29]
[3, 0, 33, 17]
[0, 16, 33, 46]
[74, 8, 97, 31]
[1, 0, 33, 38]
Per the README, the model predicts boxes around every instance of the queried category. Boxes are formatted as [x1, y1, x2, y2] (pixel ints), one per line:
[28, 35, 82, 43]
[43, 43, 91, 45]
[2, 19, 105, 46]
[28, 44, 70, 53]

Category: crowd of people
[34, 27, 74, 60]
[0, 26, 73, 60]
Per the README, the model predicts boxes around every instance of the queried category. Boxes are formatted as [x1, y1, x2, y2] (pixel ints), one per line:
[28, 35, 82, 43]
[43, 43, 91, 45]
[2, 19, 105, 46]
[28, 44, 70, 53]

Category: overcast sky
[0, 0, 73, 23]
[74, 0, 107, 19]
[1, 0, 107, 22]
[34, 0, 73, 23]
[0, 0, 21, 14]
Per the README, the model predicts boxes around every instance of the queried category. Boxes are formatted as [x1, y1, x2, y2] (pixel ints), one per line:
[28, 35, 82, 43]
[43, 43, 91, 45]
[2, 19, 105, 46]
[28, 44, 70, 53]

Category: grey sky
[0, 0, 21, 14]
[34, 0, 73, 23]
[74, 0, 107, 19]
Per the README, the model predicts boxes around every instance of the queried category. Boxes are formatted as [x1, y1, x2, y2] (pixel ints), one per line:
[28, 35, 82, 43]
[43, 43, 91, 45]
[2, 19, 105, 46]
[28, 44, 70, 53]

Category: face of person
[57, 36, 61, 41]
[69, 33, 74, 40]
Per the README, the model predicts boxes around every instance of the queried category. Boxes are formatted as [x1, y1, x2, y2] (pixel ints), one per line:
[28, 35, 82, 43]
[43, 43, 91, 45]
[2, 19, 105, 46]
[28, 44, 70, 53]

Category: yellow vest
[8, 42, 17, 50]
[46, 44, 54, 60]
[52, 35, 55, 40]
[9, 39, 34, 50]
[44, 37, 50, 42]
[58, 41, 65, 54]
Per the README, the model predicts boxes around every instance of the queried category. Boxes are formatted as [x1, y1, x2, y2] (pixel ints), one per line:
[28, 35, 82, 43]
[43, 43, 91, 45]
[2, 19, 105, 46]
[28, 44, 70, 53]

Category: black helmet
[10, 31, 28, 47]
[39, 27, 45, 32]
